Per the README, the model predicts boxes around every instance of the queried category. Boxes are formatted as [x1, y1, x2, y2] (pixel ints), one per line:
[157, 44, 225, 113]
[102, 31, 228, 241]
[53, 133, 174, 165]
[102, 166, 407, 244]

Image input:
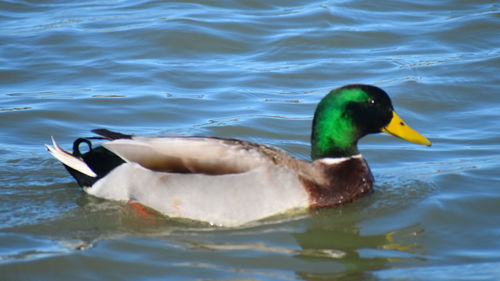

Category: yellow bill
[381, 111, 431, 146]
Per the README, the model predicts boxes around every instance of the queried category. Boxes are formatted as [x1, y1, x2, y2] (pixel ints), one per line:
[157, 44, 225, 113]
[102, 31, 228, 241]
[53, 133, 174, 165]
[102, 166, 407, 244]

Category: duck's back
[102, 136, 298, 175]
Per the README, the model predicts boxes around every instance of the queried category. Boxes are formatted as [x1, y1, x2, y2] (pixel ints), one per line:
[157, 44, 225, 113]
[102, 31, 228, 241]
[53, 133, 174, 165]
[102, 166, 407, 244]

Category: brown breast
[299, 157, 374, 209]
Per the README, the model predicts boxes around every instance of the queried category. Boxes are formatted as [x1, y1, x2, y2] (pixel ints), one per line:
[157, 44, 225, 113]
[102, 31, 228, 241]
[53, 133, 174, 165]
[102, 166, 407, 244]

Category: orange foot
[127, 201, 154, 217]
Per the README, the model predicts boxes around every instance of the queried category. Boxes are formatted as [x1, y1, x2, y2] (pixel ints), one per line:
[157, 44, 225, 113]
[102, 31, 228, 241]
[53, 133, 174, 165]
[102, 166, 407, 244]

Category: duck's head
[311, 84, 431, 159]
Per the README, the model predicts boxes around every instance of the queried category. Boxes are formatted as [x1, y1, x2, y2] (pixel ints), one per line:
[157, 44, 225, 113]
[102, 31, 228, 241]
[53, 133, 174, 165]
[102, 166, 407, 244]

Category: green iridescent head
[310, 84, 431, 159]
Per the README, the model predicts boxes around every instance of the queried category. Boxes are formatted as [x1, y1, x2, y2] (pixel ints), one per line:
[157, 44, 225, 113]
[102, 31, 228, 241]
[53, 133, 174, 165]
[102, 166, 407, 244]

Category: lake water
[1, 0, 499, 280]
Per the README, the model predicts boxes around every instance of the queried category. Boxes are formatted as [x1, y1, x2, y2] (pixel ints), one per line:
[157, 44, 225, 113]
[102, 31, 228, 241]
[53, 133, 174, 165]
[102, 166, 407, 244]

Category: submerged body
[46, 84, 431, 226]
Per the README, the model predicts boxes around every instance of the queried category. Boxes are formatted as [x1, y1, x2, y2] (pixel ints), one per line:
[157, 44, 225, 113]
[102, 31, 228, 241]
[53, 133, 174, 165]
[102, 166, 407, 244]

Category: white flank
[46, 136, 97, 177]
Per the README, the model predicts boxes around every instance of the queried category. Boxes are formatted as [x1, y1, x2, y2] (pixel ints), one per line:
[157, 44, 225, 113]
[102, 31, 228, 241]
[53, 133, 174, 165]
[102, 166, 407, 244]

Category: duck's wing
[101, 136, 289, 175]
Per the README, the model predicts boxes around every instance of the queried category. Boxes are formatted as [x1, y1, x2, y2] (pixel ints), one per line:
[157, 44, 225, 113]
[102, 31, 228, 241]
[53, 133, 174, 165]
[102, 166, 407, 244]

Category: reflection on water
[1, 208, 423, 280]
[0, 192, 424, 277]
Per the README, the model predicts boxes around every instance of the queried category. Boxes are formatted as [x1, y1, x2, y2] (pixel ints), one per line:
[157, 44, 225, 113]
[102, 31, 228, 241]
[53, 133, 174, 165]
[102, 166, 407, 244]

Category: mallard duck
[46, 84, 431, 226]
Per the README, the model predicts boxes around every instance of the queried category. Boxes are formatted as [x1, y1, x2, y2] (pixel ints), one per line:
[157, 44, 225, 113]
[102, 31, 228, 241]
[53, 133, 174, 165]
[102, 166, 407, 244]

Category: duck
[46, 84, 431, 227]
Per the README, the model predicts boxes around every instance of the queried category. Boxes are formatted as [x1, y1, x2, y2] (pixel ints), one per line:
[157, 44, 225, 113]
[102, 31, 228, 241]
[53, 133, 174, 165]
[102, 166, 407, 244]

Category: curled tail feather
[47, 134, 126, 188]
[46, 137, 97, 177]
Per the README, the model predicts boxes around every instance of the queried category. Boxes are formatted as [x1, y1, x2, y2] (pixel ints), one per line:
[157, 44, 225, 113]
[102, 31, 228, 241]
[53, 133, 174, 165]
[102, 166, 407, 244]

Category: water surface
[1, 0, 500, 280]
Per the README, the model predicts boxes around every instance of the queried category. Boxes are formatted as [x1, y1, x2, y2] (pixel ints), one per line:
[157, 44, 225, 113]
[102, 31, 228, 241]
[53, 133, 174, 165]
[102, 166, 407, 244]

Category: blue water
[1, 0, 500, 280]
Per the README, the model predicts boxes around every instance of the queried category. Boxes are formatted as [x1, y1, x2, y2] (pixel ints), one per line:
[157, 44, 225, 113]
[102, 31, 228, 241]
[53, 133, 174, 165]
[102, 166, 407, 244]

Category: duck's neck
[310, 105, 360, 159]
[310, 135, 359, 159]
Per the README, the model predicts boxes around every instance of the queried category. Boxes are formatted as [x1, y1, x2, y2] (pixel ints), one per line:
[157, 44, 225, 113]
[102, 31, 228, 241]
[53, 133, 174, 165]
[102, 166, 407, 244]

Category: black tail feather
[92, 128, 133, 140]
[65, 136, 126, 188]
[72, 138, 93, 157]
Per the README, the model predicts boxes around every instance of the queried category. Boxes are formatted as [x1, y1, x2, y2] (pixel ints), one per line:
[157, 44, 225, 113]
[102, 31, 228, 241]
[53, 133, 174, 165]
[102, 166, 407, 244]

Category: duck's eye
[369, 99, 376, 105]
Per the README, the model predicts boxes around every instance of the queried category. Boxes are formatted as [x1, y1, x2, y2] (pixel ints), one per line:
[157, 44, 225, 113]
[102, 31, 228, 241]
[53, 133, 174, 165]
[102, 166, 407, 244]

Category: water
[1, 0, 499, 280]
